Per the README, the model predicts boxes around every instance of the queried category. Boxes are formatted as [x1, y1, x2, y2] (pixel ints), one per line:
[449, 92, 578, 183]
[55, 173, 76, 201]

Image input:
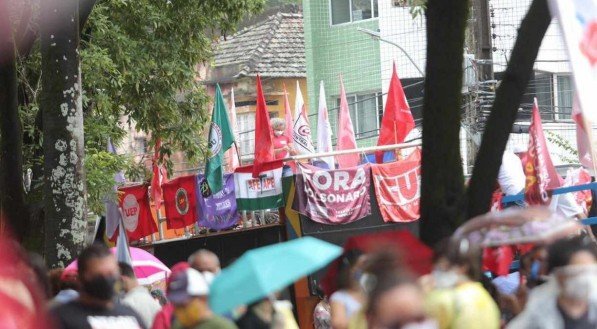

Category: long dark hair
[336, 249, 364, 290]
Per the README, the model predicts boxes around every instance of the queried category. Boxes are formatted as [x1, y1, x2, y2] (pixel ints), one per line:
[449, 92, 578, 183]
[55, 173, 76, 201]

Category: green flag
[206, 84, 234, 192]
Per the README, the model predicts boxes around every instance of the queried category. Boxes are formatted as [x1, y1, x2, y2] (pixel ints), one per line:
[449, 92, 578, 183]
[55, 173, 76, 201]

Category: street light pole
[356, 27, 425, 77]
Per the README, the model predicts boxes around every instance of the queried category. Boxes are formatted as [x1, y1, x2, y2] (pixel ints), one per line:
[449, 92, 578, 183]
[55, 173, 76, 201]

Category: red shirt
[273, 135, 291, 160]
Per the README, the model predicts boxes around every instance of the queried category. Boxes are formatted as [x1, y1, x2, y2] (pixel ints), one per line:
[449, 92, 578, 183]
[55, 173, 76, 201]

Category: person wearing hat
[168, 268, 237, 329]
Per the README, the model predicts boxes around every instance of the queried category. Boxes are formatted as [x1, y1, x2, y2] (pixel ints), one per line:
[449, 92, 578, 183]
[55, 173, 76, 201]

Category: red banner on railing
[371, 148, 421, 222]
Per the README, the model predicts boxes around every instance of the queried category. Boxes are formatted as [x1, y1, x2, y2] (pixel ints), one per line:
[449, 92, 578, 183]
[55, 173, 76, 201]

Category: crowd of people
[0, 221, 595, 329]
[313, 234, 597, 329]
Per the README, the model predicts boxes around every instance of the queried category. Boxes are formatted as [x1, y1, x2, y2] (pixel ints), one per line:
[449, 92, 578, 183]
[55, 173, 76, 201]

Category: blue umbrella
[209, 236, 342, 315]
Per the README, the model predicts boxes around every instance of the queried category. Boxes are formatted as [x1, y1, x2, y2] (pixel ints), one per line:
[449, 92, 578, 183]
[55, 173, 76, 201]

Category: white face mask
[562, 273, 594, 300]
[432, 270, 461, 289]
[558, 264, 597, 300]
[274, 130, 283, 136]
[402, 319, 439, 329]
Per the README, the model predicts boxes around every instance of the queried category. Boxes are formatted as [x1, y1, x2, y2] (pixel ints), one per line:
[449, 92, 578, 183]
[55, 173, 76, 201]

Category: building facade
[303, 0, 383, 147]
[303, 0, 585, 173]
[204, 12, 308, 165]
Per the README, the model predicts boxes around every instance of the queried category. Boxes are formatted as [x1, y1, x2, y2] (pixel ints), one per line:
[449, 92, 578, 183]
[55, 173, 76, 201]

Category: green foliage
[16, 0, 265, 217]
[82, 0, 264, 160]
[545, 131, 578, 164]
[406, 0, 427, 18]
[84, 150, 128, 214]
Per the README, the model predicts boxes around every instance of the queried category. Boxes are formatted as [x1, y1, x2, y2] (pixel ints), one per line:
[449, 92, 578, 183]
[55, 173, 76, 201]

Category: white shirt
[498, 152, 526, 196]
[122, 286, 161, 328]
[549, 193, 584, 218]
[329, 290, 362, 319]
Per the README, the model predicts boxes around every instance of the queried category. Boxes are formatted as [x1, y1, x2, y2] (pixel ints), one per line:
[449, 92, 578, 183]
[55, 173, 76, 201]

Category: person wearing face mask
[424, 239, 500, 329]
[271, 118, 297, 177]
[366, 270, 438, 329]
[271, 118, 294, 160]
[168, 268, 237, 329]
[188, 249, 221, 274]
[507, 236, 597, 329]
[119, 262, 162, 328]
[50, 244, 146, 329]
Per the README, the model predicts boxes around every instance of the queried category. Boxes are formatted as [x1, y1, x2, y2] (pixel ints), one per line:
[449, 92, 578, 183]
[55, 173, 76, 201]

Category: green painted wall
[303, 0, 382, 147]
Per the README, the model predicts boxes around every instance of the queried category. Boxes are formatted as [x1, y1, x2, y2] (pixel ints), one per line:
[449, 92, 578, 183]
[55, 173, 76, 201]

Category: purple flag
[293, 163, 371, 225]
[196, 173, 239, 230]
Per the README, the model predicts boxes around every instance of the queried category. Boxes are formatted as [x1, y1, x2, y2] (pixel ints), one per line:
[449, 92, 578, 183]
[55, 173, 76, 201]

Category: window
[535, 73, 553, 121]
[533, 73, 574, 122]
[237, 112, 255, 158]
[556, 75, 573, 120]
[335, 92, 383, 139]
[330, 0, 378, 25]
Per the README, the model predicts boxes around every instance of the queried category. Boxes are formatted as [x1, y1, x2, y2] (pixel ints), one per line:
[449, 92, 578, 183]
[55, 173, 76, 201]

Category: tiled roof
[210, 13, 305, 81]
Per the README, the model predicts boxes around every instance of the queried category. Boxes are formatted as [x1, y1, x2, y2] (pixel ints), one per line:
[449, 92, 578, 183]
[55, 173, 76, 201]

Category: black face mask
[82, 275, 117, 301]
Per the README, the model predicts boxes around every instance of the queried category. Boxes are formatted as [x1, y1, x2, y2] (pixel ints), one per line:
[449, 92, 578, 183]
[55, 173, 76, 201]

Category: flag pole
[233, 141, 242, 166]
[284, 141, 421, 162]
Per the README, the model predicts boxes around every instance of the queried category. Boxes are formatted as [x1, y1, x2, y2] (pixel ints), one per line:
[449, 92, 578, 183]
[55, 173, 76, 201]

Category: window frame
[237, 111, 256, 159]
[329, 0, 379, 26]
[554, 74, 573, 122]
[335, 91, 383, 139]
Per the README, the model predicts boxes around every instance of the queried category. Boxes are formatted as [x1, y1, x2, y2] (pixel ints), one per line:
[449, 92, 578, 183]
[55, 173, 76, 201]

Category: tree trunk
[420, 0, 469, 247]
[40, 0, 87, 267]
[466, 0, 552, 219]
[0, 1, 29, 240]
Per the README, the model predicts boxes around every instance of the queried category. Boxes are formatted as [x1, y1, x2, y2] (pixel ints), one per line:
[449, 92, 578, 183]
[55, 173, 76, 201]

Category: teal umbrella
[209, 236, 342, 315]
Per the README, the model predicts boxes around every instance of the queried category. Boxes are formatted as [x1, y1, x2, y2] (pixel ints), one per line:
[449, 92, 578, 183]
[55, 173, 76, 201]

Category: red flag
[482, 246, 514, 276]
[376, 63, 415, 163]
[524, 98, 561, 205]
[162, 175, 198, 229]
[151, 139, 167, 217]
[119, 184, 158, 241]
[252, 75, 275, 177]
[336, 77, 359, 168]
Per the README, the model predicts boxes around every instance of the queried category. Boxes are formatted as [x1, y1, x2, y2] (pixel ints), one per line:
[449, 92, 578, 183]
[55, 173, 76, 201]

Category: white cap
[167, 268, 214, 304]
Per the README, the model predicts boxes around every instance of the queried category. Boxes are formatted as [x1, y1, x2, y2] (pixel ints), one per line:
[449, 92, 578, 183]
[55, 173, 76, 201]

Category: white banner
[293, 81, 315, 155]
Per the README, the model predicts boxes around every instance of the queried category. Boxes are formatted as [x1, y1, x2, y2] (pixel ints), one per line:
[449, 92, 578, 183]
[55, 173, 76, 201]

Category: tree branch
[466, 0, 552, 218]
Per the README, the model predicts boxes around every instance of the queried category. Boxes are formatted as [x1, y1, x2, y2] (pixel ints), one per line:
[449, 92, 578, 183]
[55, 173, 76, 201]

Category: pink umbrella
[64, 247, 171, 286]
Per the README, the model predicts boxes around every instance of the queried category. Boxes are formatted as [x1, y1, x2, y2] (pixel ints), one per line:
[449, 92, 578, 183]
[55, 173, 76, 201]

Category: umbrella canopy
[321, 230, 433, 296]
[209, 236, 342, 315]
[64, 247, 170, 286]
[454, 206, 582, 247]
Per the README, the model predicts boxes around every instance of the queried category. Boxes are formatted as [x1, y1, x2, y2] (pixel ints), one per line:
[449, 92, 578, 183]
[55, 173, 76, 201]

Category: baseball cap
[167, 268, 214, 304]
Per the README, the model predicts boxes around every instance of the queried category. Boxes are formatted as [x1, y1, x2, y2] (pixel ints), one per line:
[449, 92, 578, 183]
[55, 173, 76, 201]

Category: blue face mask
[530, 260, 541, 280]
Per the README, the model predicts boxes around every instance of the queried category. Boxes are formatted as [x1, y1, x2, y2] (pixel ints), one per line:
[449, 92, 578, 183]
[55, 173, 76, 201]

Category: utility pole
[472, 0, 494, 81]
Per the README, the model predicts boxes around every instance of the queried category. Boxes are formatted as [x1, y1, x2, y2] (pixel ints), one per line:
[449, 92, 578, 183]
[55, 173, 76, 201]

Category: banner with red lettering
[293, 164, 371, 225]
[119, 184, 158, 241]
[163, 175, 198, 229]
[371, 148, 421, 222]
[524, 99, 562, 205]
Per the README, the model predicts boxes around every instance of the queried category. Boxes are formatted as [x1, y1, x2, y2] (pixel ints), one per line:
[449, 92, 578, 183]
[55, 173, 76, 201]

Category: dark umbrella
[321, 230, 433, 296]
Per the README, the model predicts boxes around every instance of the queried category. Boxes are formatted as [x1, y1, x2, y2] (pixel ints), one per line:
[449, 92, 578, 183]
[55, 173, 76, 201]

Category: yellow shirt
[348, 308, 368, 329]
[425, 282, 500, 329]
